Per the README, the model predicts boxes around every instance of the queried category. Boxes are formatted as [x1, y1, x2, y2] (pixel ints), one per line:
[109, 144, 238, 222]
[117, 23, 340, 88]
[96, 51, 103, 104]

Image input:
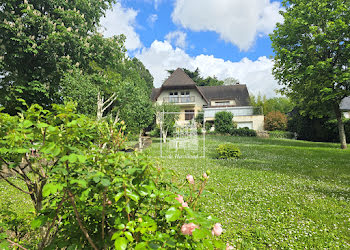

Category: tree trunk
[334, 105, 347, 149]
[138, 129, 143, 150]
[162, 129, 168, 143]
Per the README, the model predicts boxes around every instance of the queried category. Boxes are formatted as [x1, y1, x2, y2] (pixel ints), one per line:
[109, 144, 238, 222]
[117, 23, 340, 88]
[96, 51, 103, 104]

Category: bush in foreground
[216, 143, 242, 159]
[0, 103, 231, 249]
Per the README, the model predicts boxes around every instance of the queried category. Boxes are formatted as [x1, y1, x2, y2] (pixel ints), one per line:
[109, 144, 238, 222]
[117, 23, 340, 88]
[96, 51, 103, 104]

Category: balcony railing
[203, 106, 263, 118]
[163, 96, 195, 104]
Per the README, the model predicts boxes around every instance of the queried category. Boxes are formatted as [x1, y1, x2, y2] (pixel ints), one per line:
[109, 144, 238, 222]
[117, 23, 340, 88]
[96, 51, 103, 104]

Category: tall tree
[0, 0, 116, 114]
[270, 0, 350, 149]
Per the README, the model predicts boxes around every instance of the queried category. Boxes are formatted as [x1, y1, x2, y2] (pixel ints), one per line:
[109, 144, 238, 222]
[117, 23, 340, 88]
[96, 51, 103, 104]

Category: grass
[1, 135, 349, 248]
[146, 135, 350, 249]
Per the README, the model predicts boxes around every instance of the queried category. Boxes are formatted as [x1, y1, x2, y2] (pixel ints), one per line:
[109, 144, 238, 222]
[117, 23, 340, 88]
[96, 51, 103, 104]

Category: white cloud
[100, 2, 142, 50]
[136, 40, 279, 97]
[172, 0, 283, 51]
[147, 14, 158, 27]
[165, 31, 187, 49]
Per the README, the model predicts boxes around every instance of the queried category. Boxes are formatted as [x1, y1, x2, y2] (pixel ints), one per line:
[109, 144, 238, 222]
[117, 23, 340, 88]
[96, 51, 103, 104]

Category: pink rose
[226, 243, 234, 250]
[212, 223, 223, 236]
[175, 194, 184, 204]
[181, 223, 199, 235]
[186, 174, 195, 185]
[203, 173, 208, 179]
[181, 202, 188, 208]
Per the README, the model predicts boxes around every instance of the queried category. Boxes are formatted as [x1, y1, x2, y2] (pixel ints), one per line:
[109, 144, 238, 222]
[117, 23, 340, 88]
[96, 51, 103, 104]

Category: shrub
[264, 111, 287, 131]
[0, 103, 228, 249]
[214, 111, 236, 134]
[195, 113, 204, 125]
[269, 130, 295, 139]
[205, 122, 214, 132]
[230, 127, 257, 137]
[216, 143, 242, 159]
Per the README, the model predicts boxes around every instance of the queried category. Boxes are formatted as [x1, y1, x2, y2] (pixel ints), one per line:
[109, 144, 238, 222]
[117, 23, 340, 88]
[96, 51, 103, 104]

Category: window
[185, 110, 195, 120]
[214, 101, 230, 106]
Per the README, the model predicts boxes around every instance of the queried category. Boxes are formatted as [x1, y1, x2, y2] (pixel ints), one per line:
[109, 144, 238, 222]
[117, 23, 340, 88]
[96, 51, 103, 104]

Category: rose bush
[0, 103, 231, 249]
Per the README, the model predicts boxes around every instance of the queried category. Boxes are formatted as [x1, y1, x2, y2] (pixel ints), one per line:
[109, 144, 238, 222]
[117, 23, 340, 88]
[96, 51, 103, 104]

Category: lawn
[146, 135, 350, 249]
[1, 135, 349, 249]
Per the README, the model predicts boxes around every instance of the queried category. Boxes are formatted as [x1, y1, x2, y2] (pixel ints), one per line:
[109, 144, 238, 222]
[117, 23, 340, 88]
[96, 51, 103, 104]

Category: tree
[223, 77, 240, 85]
[155, 103, 180, 143]
[167, 68, 224, 86]
[250, 94, 294, 115]
[0, 0, 115, 114]
[270, 0, 350, 149]
[118, 82, 154, 149]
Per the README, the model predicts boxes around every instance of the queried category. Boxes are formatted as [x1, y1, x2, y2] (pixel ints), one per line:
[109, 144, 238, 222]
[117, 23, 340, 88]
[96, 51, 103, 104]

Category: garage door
[237, 122, 253, 129]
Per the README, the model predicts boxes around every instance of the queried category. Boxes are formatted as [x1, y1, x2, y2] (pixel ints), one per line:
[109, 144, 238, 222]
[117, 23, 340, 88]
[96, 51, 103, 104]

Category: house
[340, 97, 350, 119]
[151, 68, 264, 131]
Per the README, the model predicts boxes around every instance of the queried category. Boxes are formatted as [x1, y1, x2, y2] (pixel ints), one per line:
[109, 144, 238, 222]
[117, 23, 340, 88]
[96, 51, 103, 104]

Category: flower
[203, 172, 208, 179]
[186, 174, 194, 185]
[212, 223, 223, 236]
[181, 202, 188, 208]
[175, 194, 184, 204]
[226, 243, 234, 250]
[181, 223, 199, 235]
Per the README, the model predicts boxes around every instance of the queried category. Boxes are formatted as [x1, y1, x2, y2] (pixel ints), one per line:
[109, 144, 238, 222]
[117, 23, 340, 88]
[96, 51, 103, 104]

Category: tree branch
[38, 192, 66, 250]
[68, 190, 98, 250]
[7, 239, 27, 250]
[0, 173, 32, 195]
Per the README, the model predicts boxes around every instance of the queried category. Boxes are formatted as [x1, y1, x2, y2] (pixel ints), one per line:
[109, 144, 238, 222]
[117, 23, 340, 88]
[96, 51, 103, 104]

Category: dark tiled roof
[151, 88, 160, 101]
[198, 85, 250, 106]
[162, 68, 196, 88]
[340, 97, 350, 110]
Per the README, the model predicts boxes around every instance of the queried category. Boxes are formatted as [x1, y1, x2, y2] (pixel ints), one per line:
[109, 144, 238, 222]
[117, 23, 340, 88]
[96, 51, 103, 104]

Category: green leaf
[77, 154, 86, 163]
[22, 120, 33, 128]
[192, 228, 210, 241]
[37, 122, 49, 128]
[100, 178, 111, 187]
[115, 192, 124, 202]
[68, 154, 78, 163]
[31, 215, 48, 229]
[127, 191, 139, 202]
[124, 231, 133, 242]
[42, 183, 63, 197]
[135, 242, 148, 250]
[114, 237, 128, 250]
[165, 207, 181, 222]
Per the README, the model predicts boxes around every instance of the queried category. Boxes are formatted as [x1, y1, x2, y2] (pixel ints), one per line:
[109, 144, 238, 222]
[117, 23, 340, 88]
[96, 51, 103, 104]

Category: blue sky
[101, 0, 284, 97]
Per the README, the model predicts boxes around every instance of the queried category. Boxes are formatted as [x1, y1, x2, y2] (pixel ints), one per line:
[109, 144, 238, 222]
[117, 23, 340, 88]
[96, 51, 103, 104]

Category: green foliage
[216, 143, 242, 159]
[268, 130, 295, 139]
[168, 68, 224, 86]
[270, 0, 350, 147]
[195, 113, 204, 125]
[155, 103, 180, 140]
[264, 111, 288, 131]
[0, 0, 116, 114]
[288, 110, 350, 142]
[0, 103, 226, 249]
[214, 111, 236, 134]
[250, 94, 294, 115]
[230, 127, 257, 137]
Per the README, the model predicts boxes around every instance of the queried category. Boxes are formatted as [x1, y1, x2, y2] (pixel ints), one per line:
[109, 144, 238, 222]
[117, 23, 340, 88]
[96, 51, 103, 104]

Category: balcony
[163, 96, 195, 104]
